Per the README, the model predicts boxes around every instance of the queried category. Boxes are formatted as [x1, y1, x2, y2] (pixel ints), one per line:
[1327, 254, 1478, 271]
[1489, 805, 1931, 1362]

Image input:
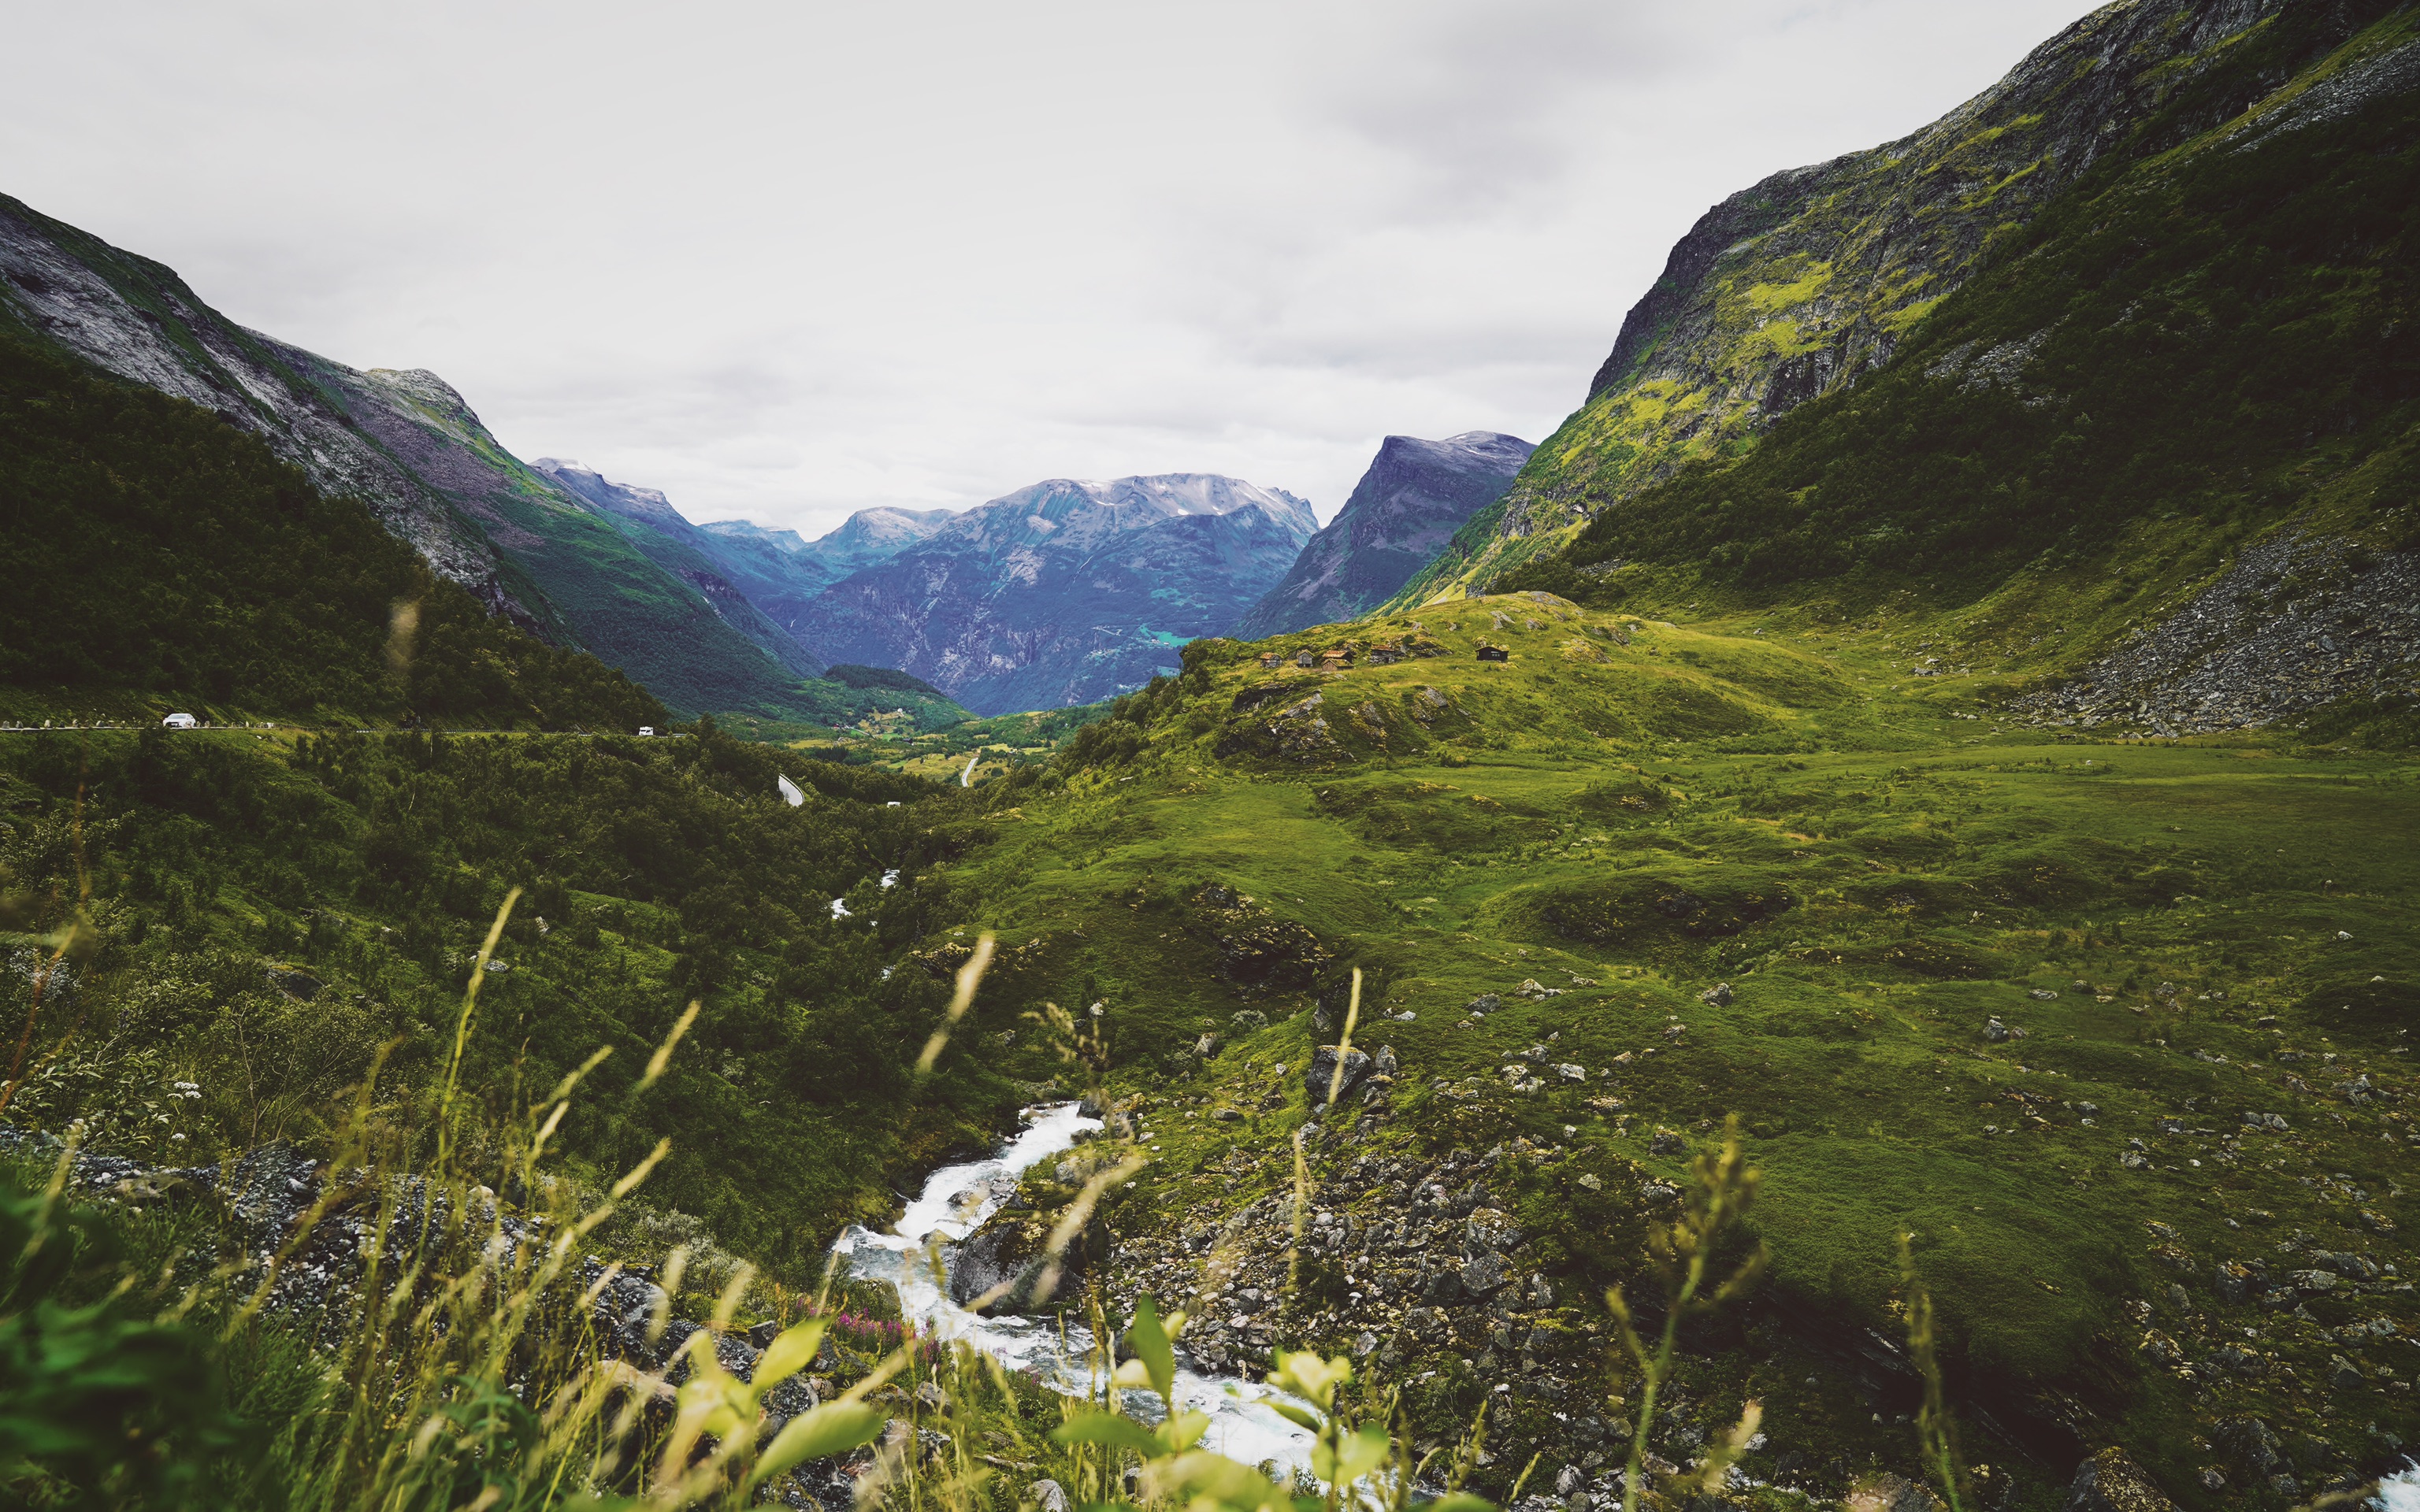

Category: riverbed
[833, 1102, 1316, 1473]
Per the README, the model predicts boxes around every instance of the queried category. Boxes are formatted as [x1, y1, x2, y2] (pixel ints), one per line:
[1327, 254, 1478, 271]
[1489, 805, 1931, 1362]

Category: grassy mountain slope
[0, 720, 1009, 1271]
[0, 332, 663, 731]
[1389, 0, 2408, 610]
[905, 603, 2419, 1508]
[0, 191, 871, 724]
[1500, 1, 2420, 743]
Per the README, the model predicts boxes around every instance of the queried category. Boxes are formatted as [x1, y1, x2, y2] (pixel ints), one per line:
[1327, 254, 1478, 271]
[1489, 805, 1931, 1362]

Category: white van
[637, 725, 655, 737]
[161, 713, 199, 730]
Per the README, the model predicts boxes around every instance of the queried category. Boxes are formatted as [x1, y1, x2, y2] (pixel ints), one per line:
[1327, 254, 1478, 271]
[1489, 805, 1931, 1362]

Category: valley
[0, 0, 2415, 1509]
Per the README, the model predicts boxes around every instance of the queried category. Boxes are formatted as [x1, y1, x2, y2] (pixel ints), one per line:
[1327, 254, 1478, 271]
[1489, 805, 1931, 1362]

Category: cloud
[0, 0, 2102, 532]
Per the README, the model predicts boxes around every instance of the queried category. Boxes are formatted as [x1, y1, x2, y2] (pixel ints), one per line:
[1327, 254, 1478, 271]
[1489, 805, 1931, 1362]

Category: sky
[5, 1, 2103, 536]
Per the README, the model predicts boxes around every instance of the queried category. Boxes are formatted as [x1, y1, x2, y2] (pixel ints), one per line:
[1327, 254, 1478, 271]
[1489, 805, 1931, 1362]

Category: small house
[1475, 646, 1509, 662]
[1319, 648, 1353, 673]
[161, 712, 198, 730]
[1257, 651, 1283, 670]
[637, 725, 656, 737]
[1294, 650, 1316, 669]
[1369, 643, 1404, 665]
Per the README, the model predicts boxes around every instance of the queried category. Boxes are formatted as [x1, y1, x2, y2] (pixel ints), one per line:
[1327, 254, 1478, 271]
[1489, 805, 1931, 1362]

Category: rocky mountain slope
[0, 192, 833, 720]
[1498, 0, 2420, 744]
[697, 509, 956, 651]
[532, 458, 826, 679]
[1387, 0, 2349, 608]
[1234, 432, 1531, 638]
[796, 475, 1316, 714]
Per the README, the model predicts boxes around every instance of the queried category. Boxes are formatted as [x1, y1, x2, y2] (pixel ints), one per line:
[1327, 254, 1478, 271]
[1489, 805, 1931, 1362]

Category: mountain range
[797, 474, 1317, 714]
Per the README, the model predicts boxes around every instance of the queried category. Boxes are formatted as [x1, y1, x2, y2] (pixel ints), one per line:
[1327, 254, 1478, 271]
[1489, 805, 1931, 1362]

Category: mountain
[1386, 0, 2377, 609]
[1500, 0, 2420, 738]
[1234, 432, 1531, 637]
[0, 324, 663, 730]
[530, 458, 825, 679]
[696, 508, 956, 647]
[0, 192, 839, 719]
[796, 474, 1316, 714]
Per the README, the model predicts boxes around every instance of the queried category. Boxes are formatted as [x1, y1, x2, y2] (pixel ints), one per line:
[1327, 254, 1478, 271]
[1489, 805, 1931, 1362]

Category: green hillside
[1503, 2, 2420, 673]
[905, 607, 2420, 1507]
[1394, 0, 2420, 610]
[0, 333, 662, 732]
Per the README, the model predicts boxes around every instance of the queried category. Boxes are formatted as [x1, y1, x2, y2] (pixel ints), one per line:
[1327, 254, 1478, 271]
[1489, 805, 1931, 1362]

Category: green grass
[900, 606, 2420, 1508]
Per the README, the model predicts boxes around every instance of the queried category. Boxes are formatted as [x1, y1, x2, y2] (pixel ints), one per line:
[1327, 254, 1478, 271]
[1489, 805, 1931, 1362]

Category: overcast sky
[6, 1, 2101, 536]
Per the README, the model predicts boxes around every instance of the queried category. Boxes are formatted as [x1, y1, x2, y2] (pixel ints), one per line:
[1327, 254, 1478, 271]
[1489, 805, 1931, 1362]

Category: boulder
[2066, 1447, 2179, 1512]
[1305, 1047, 1372, 1107]
[1030, 1480, 1071, 1512]
[1699, 982, 1733, 1007]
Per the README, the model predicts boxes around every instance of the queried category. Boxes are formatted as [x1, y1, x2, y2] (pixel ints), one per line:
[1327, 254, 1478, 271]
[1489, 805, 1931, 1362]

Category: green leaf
[1267, 1402, 1323, 1433]
[1418, 1495, 1496, 1512]
[1312, 1424, 1390, 1487]
[1050, 1410, 1164, 1457]
[750, 1402, 886, 1488]
[1160, 1448, 1287, 1510]
[752, 1318, 829, 1394]
[1126, 1294, 1176, 1404]
[1155, 1409, 1212, 1453]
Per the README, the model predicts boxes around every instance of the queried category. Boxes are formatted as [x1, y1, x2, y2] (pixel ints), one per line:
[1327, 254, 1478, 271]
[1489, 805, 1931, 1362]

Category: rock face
[0, 193, 522, 624]
[1386, 0, 2311, 606]
[798, 475, 1316, 714]
[1235, 432, 1531, 636]
[0, 192, 826, 718]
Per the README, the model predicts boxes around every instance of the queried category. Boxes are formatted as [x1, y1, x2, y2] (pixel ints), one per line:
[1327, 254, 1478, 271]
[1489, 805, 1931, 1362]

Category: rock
[1193, 1032, 1221, 1058]
[1699, 983, 1733, 1007]
[1984, 1017, 2025, 1043]
[1466, 994, 1502, 1015]
[1305, 1046, 1372, 1107]
[1650, 1129, 1687, 1156]
[265, 967, 323, 1001]
[915, 1380, 948, 1412]
[1554, 1063, 1587, 1082]
[1575, 1173, 1602, 1191]
[2065, 1446, 2179, 1512]
[1458, 1252, 1512, 1296]
[2029, 988, 2059, 1000]
[1373, 1044, 1399, 1077]
[1513, 979, 1564, 1000]
[2329, 1354, 2366, 1391]
[1847, 1472, 1944, 1511]
[1030, 1480, 1071, 1512]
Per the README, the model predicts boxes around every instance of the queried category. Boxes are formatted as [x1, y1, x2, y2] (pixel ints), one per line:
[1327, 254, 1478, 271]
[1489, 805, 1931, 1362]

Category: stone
[1305, 1047, 1373, 1107]
[1030, 1479, 1071, 1512]
[2329, 1354, 2366, 1391]
[1984, 1017, 2025, 1043]
[1459, 1252, 1512, 1296]
[2066, 1446, 2179, 1512]
[2029, 988, 2058, 999]
[1555, 1063, 1587, 1082]
[1699, 982, 1733, 1007]
[265, 967, 323, 1001]
[1467, 994, 1502, 1015]
[1650, 1129, 1687, 1156]
[1373, 1044, 1399, 1077]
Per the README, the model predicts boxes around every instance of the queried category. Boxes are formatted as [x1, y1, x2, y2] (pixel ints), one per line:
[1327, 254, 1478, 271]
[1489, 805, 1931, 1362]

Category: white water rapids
[833, 1103, 1316, 1473]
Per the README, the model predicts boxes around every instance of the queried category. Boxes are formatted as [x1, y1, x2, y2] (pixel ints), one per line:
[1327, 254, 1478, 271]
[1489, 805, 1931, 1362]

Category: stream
[833, 1102, 1316, 1474]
